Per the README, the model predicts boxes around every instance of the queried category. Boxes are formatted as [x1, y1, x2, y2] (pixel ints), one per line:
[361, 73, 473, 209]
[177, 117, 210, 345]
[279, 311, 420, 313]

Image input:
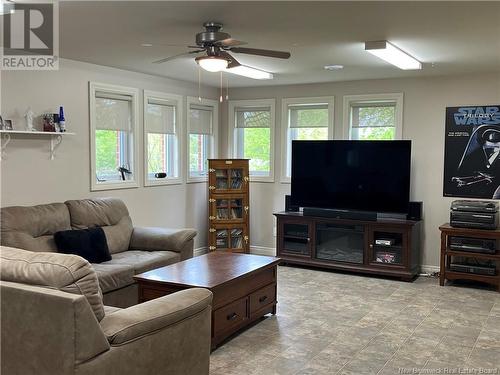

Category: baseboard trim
[194, 247, 208, 257]
[250, 246, 276, 256]
[201, 245, 439, 273]
[194, 246, 275, 257]
[420, 265, 440, 274]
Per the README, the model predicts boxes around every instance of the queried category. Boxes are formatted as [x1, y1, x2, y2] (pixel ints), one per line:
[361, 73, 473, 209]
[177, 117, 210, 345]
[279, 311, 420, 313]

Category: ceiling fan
[153, 22, 291, 79]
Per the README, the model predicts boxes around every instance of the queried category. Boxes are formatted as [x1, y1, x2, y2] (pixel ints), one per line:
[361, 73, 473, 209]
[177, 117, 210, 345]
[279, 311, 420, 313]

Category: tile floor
[210, 265, 500, 375]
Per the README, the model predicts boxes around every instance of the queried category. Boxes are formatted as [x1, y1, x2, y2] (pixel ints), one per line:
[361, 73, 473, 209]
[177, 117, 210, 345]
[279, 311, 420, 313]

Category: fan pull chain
[198, 67, 202, 102]
[225, 75, 229, 100]
[219, 72, 223, 103]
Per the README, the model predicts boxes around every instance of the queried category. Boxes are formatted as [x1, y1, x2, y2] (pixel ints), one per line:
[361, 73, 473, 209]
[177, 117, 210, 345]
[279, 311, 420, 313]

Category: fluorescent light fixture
[324, 64, 344, 71]
[195, 56, 228, 72]
[0, 0, 15, 15]
[365, 40, 422, 70]
[225, 65, 273, 80]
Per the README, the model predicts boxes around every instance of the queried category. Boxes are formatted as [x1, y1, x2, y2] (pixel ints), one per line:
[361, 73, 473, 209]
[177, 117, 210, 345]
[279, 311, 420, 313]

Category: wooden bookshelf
[208, 159, 249, 253]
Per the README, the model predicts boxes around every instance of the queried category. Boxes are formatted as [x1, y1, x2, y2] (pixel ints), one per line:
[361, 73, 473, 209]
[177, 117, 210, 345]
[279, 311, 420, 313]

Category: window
[144, 91, 183, 186]
[343, 93, 403, 141]
[229, 99, 275, 182]
[187, 97, 218, 182]
[281, 97, 334, 181]
[90, 82, 139, 191]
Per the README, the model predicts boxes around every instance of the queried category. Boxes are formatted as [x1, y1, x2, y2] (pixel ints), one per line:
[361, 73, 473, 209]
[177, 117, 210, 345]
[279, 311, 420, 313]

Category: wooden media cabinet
[274, 211, 421, 281]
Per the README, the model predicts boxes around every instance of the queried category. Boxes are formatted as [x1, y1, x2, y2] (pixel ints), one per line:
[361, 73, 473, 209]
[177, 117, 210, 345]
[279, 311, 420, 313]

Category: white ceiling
[60, 1, 500, 88]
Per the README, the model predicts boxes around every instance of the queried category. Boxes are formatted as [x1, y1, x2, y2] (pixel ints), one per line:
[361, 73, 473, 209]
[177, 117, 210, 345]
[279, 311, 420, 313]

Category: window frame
[89, 82, 140, 191]
[280, 96, 335, 183]
[228, 98, 276, 183]
[143, 90, 183, 187]
[342, 93, 404, 141]
[186, 96, 219, 184]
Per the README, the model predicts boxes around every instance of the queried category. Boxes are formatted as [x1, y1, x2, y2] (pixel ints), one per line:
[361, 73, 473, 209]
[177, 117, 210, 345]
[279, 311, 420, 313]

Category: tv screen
[291, 140, 411, 213]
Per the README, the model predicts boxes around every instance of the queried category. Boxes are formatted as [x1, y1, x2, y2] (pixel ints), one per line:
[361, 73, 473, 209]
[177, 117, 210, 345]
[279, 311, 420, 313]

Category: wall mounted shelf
[0, 130, 75, 160]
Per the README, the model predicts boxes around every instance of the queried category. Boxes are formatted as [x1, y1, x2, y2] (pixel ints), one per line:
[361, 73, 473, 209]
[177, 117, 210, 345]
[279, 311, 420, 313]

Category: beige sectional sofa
[0, 246, 212, 375]
[1, 198, 197, 307]
[0, 198, 212, 374]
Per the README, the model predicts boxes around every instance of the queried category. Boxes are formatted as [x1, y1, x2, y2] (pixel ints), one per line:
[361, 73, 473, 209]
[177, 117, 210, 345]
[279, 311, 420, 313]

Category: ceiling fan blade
[219, 51, 241, 68]
[152, 50, 205, 64]
[229, 47, 291, 59]
[147, 43, 192, 47]
[216, 39, 247, 47]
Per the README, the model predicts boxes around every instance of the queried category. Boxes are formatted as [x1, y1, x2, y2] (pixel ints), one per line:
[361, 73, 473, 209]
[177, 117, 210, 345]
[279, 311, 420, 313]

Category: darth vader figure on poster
[443, 105, 500, 199]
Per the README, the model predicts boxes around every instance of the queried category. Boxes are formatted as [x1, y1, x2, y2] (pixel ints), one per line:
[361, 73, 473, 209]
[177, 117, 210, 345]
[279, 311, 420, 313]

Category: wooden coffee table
[134, 252, 281, 348]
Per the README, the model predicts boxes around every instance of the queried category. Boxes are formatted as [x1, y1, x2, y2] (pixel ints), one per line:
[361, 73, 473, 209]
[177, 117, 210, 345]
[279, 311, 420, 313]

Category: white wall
[222, 73, 500, 269]
[0, 59, 218, 249]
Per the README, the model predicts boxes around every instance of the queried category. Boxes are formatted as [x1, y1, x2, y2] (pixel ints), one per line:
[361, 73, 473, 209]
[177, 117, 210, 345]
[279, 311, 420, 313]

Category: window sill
[249, 176, 275, 183]
[187, 178, 208, 184]
[144, 178, 183, 187]
[91, 180, 139, 191]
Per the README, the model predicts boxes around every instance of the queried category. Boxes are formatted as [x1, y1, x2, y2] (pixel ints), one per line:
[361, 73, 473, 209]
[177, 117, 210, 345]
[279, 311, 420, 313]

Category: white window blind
[289, 104, 328, 128]
[95, 92, 132, 131]
[235, 107, 271, 128]
[146, 98, 176, 134]
[189, 104, 213, 135]
[351, 102, 396, 128]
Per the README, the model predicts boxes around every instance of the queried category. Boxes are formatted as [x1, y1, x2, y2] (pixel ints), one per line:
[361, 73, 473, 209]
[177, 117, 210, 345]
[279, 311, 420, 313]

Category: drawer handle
[227, 312, 238, 321]
[259, 295, 268, 303]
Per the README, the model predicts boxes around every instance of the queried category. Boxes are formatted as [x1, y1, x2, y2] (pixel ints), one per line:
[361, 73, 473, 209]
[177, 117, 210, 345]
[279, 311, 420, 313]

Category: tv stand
[303, 207, 377, 221]
[274, 211, 421, 281]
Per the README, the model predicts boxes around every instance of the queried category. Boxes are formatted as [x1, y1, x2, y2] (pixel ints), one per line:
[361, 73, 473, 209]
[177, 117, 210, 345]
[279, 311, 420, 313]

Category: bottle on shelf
[58, 106, 66, 132]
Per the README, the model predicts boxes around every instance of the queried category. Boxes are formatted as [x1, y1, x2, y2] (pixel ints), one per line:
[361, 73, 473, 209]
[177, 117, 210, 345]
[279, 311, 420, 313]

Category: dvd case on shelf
[217, 209, 229, 219]
[231, 228, 243, 248]
[231, 169, 243, 189]
[216, 178, 228, 189]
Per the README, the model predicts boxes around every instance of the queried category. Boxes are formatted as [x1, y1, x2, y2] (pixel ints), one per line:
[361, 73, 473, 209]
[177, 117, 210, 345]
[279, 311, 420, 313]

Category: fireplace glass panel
[315, 224, 364, 264]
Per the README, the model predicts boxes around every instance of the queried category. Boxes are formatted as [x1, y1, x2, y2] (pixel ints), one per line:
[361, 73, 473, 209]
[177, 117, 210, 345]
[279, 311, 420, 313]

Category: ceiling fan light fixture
[365, 40, 422, 70]
[0, 0, 15, 15]
[196, 55, 228, 72]
[226, 65, 273, 80]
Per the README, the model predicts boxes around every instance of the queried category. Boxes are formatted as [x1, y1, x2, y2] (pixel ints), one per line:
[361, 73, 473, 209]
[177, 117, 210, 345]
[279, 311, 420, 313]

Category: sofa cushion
[54, 227, 112, 264]
[65, 198, 133, 254]
[0, 203, 71, 252]
[111, 250, 180, 274]
[92, 263, 135, 293]
[0, 246, 105, 321]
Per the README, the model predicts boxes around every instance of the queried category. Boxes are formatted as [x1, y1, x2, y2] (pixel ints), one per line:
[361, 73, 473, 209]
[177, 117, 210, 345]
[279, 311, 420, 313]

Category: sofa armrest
[130, 226, 196, 259]
[99, 288, 212, 345]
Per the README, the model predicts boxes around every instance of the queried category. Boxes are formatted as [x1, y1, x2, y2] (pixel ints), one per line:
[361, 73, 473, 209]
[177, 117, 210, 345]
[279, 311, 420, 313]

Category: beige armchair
[0, 247, 212, 375]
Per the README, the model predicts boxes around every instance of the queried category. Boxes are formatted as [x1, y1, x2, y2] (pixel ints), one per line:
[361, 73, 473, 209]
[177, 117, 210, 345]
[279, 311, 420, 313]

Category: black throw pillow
[54, 227, 111, 264]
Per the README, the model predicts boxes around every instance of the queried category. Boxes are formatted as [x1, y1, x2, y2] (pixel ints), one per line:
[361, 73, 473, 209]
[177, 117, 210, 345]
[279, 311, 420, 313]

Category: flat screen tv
[291, 140, 411, 214]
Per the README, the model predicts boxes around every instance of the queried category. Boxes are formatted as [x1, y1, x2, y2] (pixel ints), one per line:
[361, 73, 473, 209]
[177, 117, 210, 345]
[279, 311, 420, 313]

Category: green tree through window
[351, 105, 396, 140]
[241, 128, 270, 172]
[95, 130, 120, 178]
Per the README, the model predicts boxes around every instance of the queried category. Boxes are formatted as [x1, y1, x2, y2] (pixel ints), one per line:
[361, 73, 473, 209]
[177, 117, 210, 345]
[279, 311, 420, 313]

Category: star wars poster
[443, 105, 500, 199]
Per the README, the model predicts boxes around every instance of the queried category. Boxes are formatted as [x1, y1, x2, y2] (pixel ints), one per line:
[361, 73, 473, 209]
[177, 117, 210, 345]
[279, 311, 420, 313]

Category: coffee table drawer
[249, 283, 276, 314]
[214, 297, 247, 334]
[213, 267, 275, 309]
